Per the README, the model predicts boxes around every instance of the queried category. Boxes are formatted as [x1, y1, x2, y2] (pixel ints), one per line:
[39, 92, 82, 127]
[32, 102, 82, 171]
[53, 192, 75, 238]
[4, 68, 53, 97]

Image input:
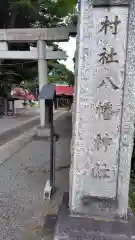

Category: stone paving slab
[0, 111, 71, 240]
[0, 108, 39, 146]
[0, 117, 39, 147]
[0, 108, 39, 134]
[0, 109, 64, 147]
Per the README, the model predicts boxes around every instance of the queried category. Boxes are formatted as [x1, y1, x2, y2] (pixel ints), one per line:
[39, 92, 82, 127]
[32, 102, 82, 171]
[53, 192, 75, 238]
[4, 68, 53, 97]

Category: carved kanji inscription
[99, 47, 119, 64]
[96, 101, 113, 120]
[99, 16, 121, 35]
[92, 162, 110, 179]
[94, 133, 112, 152]
[92, 162, 116, 179]
[97, 77, 119, 90]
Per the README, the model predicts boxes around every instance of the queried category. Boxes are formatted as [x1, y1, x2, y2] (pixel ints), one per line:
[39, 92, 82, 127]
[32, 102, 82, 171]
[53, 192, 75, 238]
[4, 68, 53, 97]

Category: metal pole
[50, 102, 55, 193]
[12, 100, 15, 116]
[37, 40, 48, 127]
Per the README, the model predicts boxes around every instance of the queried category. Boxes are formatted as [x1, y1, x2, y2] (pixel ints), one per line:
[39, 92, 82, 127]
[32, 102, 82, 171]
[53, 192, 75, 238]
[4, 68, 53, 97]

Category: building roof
[56, 85, 74, 96]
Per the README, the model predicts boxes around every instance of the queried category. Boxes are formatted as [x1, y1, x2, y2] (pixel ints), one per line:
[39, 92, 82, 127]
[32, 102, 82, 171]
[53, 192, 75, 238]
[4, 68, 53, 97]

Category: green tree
[11, 0, 77, 26]
[48, 60, 74, 86]
[0, 0, 33, 95]
[0, 0, 76, 96]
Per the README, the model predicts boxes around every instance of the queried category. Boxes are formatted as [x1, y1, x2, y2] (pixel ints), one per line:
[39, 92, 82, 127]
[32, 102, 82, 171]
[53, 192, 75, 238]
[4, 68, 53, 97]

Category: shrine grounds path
[0, 108, 40, 146]
[0, 111, 71, 240]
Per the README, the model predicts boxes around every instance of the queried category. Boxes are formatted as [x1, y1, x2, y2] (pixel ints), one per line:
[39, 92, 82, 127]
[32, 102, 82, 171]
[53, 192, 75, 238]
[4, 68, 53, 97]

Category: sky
[58, 37, 76, 72]
[30, 37, 76, 72]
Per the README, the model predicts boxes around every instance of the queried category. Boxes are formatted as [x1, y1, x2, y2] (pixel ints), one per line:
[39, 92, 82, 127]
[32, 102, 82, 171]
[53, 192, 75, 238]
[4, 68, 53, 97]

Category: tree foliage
[0, 0, 76, 96]
[11, 0, 77, 26]
[48, 60, 74, 86]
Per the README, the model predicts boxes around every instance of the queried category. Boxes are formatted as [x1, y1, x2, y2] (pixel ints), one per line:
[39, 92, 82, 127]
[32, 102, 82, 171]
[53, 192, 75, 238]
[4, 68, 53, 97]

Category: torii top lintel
[0, 26, 76, 42]
[93, 0, 129, 6]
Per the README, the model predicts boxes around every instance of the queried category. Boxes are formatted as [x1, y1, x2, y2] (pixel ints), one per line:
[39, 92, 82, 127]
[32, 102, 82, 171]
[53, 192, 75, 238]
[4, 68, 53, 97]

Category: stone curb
[0, 110, 68, 167]
[0, 126, 37, 166]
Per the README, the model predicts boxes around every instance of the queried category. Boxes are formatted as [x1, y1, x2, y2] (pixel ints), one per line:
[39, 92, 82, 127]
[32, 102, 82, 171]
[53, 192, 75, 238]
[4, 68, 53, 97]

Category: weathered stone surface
[93, 0, 129, 6]
[117, 0, 135, 217]
[0, 49, 66, 60]
[54, 193, 135, 240]
[70, 0, 135, 218]
[0, 26, 77, 42]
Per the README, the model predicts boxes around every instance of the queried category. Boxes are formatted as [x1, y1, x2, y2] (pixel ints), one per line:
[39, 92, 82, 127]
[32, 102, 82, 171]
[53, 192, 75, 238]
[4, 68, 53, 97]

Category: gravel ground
[0, 112, 71, 240]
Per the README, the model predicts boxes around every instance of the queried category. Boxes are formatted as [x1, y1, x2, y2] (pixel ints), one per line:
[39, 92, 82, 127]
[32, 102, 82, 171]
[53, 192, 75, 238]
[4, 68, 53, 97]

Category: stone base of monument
[53, 193, 135, 240]
[36, 125, 51, 139]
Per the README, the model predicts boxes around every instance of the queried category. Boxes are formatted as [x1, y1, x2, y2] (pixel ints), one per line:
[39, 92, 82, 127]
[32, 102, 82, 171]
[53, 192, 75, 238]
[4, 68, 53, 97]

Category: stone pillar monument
[70, 0, 135, 219]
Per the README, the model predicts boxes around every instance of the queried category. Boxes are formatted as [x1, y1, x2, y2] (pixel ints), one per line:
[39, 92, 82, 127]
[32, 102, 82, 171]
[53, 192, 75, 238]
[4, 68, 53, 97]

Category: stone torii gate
[0, 26, 76, 127]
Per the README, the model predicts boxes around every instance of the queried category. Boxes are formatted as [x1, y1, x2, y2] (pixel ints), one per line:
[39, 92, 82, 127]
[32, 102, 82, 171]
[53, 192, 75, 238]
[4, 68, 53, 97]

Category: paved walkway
[0, 108, 39, 132]
[0, 108, 39, 146]
[0, 111, 71, 240]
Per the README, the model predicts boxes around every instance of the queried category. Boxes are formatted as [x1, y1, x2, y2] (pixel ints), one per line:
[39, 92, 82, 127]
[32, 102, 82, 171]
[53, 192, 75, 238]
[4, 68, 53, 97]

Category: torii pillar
[37, 40, 48, 128]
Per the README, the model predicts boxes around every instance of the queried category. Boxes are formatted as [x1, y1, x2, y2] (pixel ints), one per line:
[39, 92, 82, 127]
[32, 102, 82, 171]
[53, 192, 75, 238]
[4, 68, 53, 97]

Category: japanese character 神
[94, 133, 112, 152]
